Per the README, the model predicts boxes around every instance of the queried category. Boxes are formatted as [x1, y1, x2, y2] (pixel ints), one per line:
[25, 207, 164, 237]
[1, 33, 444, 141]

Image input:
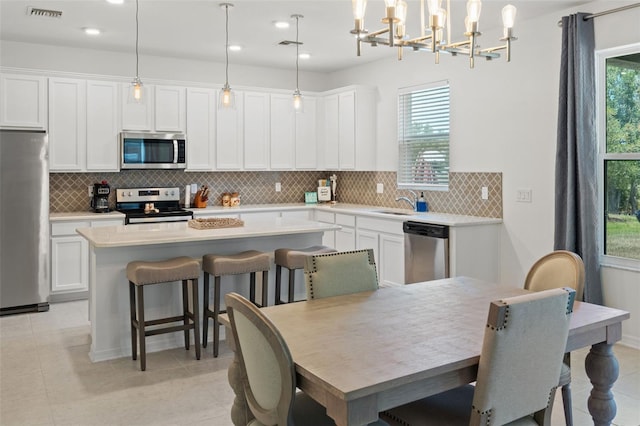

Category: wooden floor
[1, 300, 638, 425]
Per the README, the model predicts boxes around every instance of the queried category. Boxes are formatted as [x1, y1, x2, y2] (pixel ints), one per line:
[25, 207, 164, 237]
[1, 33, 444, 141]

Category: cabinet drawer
[281, 210, 311, 220]
[357, 217, 404, 236]
[335, 213, 356, 227]
[91, 219, 123, 227]
[315, 210, 335, 223]
[51, 221, 90, 236]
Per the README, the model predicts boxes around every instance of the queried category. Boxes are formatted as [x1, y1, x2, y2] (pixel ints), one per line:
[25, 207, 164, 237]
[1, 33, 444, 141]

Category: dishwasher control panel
[403, 221, 449, 239]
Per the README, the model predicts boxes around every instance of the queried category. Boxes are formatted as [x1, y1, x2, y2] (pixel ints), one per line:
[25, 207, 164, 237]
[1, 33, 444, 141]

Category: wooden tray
[188, 218, 244, 230]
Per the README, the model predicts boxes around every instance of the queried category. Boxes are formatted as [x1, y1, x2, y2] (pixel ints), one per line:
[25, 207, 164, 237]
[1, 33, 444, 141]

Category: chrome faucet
[395, 190, 417, 211]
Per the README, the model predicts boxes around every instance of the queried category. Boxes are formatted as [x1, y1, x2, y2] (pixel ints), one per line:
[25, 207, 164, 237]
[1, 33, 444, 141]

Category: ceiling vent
[278, 40, 303, 46]
[26, 6, 63, 18]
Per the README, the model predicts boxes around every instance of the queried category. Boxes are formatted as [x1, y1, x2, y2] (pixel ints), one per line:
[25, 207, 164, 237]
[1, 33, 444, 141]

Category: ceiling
[0, 0, 587, 73]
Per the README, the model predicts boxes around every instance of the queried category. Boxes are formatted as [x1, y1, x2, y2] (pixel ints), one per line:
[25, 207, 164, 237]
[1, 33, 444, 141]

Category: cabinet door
[0, 73, 47, 129]
[121, 83, 154, 131]
[270, 94, 295, 169]
[335, 226, 356, 251]
[155, 85, 186, 132]
[49, 78, 86, 171]
[323, 94, 339, 169]
[51, 236, 89, 293]
[295, 96, 317, 169]
[379, 233, 405, 287]
[216, 91, 244, 169]
[244, 91, 270, 169]
[356, 229, 379, 273]
[338, 91, 356, 170]
[186, 87, 216, 170]
[86, 80, 119, 171]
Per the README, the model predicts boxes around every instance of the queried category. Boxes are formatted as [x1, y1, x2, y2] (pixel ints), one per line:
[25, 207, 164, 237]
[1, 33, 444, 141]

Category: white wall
[326, 0, 640, 347]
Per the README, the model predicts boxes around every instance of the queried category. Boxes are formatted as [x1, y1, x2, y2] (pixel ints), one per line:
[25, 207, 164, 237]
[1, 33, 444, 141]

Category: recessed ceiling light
[105, 0, 124, 4]
[83, 27, 101, 36]
[274, 21, 290, 29]
[228, 45, 242, 52]
[299, 53, 311, 60]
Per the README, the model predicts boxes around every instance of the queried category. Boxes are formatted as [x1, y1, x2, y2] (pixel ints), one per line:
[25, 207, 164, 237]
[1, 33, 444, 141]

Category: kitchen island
[77, 217, 339, 362]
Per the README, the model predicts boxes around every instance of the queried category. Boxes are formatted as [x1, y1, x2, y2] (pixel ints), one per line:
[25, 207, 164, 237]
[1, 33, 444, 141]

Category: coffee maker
[91, 181, 111, 213]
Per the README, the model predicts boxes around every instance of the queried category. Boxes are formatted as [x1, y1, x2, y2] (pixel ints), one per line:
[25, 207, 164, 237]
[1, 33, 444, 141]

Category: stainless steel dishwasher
[403, 221, 450, 283]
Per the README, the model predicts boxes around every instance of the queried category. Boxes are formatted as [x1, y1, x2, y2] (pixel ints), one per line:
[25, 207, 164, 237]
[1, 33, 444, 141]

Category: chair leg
[191, 278, 201, 360]
[287, 267, 296, 303]
[262, 270, 269, 307]
[561, 384, 573, 426]
[129, 281, 137, 361]
[136, 285, 146, 371]
[249, 272, 256, 304]
[213, 276, 221, 358]
[202, 273, 210, 348]
[182, 280, 190, 350]
[275, 265, 283, 305]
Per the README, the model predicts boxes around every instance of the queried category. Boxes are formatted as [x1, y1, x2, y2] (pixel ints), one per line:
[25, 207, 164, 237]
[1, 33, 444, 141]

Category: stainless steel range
[116, 187, 193, 224]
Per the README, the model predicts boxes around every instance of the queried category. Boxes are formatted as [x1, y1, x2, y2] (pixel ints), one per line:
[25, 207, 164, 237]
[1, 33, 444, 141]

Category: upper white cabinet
[48, 78, 86, 171]
[155, 85, 186, 132]
[216, 91, 244, 170]
[186, 87, 216, 171]
[86, 80, 119, 171]
[323, 86, 376, 170]
[0, 73, 47, 130]
[270, 94, 295, 169]
[295, 96, 318, 170]
[244, 91, 270, 170]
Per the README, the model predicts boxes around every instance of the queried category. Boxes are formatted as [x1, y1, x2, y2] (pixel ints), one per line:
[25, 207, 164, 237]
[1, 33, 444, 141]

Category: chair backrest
[225, 292, 296, 426]
[470, 287, 576, 426]
[525, 250, 585, 301]
[304, 249, 378, 300]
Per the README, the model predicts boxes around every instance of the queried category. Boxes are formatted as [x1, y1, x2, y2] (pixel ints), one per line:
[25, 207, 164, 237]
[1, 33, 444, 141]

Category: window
[397, 81, 450, 191]
[597, 46, 640, 267]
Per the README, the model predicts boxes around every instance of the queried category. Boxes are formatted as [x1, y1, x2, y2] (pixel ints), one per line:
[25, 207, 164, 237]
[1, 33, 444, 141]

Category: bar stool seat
[127, 256, 201, 371]
[202, 250, 270, 357]
[274, 245, 336, 304]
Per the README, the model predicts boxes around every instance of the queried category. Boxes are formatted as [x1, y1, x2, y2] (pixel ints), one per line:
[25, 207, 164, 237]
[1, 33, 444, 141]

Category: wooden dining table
[223, 276, 630, 426]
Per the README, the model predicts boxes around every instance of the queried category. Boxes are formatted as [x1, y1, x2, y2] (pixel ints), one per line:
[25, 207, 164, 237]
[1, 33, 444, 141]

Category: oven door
[120, 132, 186, 169]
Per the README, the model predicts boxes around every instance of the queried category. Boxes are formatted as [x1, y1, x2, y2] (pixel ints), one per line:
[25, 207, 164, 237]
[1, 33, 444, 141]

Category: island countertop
[77, 217, 340, 248]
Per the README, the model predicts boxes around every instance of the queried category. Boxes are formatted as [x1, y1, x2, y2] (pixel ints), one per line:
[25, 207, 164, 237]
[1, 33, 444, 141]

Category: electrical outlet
[275, 182, 282, 192]
[376, 183, 384, 194]
[516, 188, 532, 203]
[88, 185, 94, 196]
[481, 186, 488, 200]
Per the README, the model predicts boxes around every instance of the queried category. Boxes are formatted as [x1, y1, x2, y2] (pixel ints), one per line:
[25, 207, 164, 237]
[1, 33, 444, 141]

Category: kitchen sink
[373, 210, 414, 216]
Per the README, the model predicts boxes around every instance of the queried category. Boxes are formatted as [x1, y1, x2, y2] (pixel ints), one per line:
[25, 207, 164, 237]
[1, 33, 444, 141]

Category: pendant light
[128, 0, 143, 103]
[219, 3, 235, 109]
[292, 14, 303, 112]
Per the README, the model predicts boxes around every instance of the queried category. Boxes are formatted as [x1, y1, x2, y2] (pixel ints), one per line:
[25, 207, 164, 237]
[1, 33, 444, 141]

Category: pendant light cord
[135, 0, 139, 79]
[225, 4, 230, 87]
[295, 15, 299, 91]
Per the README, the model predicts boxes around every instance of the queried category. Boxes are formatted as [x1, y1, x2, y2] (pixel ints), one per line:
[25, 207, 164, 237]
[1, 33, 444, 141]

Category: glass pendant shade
[501, 4, 516, 28]
[128, 77, 144, 104]
[352, 0, 367, 20]
[293, 90, 304, 112]
[426, 0, 441, 16]
[219, 84, 235, 109]
[466, 0, 482, 23]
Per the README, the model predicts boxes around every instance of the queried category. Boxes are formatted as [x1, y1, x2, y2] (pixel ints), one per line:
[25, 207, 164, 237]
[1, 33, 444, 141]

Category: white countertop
[76, 218, 340, 248]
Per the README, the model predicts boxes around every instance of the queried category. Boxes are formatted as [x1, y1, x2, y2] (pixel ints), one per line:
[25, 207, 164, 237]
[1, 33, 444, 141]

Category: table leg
[225, 323, 254, 426]
[585, 342, 619, 426]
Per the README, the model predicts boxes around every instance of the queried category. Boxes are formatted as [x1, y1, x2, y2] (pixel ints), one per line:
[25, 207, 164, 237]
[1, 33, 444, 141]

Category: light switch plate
[275, 182, 282, 192]
[481, 186, 488, 200]
[516, 188, 532, 203]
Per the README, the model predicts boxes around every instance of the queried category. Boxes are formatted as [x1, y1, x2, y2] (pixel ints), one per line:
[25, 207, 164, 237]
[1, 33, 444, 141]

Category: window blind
[397, 81, 450, 190]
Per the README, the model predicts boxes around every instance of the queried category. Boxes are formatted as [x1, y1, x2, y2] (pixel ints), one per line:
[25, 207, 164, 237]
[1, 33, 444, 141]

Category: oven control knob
[128, 191, 132, 197]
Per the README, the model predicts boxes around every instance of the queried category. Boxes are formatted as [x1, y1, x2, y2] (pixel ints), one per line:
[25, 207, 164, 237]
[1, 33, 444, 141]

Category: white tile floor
[1, 300, 638, 426]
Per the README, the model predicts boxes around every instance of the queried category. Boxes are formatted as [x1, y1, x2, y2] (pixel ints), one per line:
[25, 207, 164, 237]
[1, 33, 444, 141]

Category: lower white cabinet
[335, 213, 356, 251]
[314, 210, 336, 248]
[356, 216, 405, 287]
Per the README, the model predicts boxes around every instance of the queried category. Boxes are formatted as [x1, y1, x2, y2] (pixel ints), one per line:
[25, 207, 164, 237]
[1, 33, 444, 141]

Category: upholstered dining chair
[381, 287, 576, 426]
[225, 292, 389, 426]
[525, 250, 585, 426]
[304, 248, 379, 300]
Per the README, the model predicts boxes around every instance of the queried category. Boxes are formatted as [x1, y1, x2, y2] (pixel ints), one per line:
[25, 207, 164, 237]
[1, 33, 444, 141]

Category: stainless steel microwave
[120, 132, 186, 169]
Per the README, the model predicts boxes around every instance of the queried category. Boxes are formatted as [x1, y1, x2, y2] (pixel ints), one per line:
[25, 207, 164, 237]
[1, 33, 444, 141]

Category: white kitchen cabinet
[270, 94, 295, 169]
[322, 86, 376, 170]
[244, 91, 270, 170]
[335, 213, 356, 251]
[240, 211, 280, 221]
[216, 91, 244, 170]
[86, 80, 119, 171]
[281, 209, 312, 220]
[155, 85, 186, 132]
[295, 96, 318, 170]
[356, 228, 378, 262]
[48, 78, 86, 171]
[314, 210, 336, 248]
[121, 82, 154, 131]
[186, 87, 216, 171]
[356, 216, 405, 287]
[0, 73, 47, 130]
[449, 223, 501, 283]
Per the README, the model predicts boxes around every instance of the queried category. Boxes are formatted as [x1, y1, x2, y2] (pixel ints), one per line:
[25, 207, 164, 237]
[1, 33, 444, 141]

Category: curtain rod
[557, 2, 640, 27]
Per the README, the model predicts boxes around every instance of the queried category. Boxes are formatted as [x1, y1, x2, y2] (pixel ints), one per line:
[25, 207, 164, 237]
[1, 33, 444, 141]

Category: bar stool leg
[262, 270, 269, 307]
[213, 275, 221, 358]
[129, 281, 137, 361]
[275, 265, 283, 305]
[137, 285, 146, 371]
[288, 267, 296, 303]
[182, 280, 190, 350]
[202, 273, 210, 348]
[249, 272, 256, 303]
[191, 278, 201, 360]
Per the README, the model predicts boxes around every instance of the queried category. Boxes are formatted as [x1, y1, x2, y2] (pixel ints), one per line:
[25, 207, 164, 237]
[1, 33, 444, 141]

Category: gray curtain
[555, 13, 602, 304]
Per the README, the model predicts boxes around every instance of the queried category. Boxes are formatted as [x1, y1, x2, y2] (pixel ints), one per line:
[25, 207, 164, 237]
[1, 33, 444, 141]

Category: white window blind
[397, 81, 450, 190]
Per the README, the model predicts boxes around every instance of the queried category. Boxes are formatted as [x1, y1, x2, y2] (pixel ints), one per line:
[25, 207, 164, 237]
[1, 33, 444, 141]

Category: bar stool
[274, 245, 336, 304]
[202, 250, 270, 357]
[127, 256, 201, 371]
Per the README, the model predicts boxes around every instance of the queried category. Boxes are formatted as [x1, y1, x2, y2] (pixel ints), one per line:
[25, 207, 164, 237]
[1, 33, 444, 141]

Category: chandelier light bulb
[352, 0, 367, 20]
[384, 0, 396, 8]
[131, 78, 143, 102]
[466, 0, 482, 23]
[501, 4, 517, 28]
[426, 0, 441, 16]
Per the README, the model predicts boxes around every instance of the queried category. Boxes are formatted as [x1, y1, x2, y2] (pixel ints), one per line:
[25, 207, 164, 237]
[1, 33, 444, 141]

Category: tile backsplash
[50, 171, 502, 218]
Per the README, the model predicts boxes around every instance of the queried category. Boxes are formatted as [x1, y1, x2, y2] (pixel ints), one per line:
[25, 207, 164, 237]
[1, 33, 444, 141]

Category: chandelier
[350, 0, 517, 68]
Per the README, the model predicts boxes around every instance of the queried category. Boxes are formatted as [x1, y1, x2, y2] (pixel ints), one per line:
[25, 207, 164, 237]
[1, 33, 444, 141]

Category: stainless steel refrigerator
[0, 130, 50, 315]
